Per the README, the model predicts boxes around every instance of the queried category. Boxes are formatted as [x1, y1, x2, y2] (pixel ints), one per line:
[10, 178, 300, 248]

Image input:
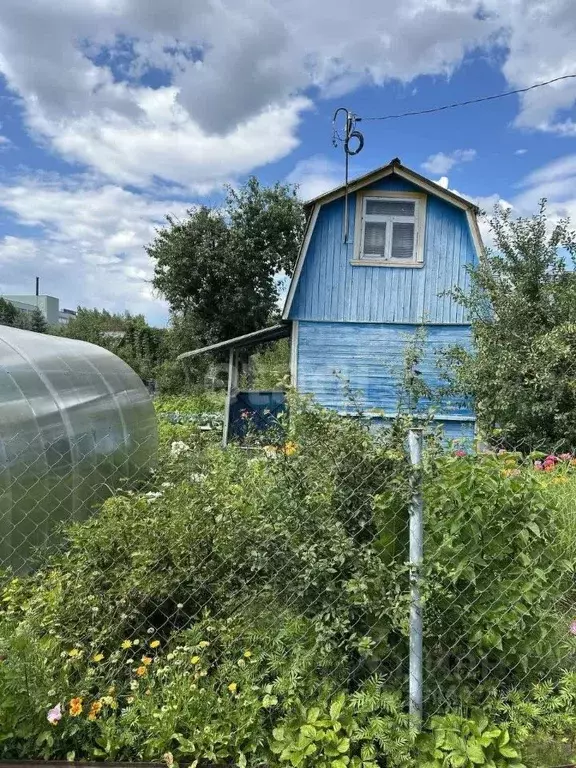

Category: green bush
[417, 713, 524, 768]
[422, 452, 574, 706]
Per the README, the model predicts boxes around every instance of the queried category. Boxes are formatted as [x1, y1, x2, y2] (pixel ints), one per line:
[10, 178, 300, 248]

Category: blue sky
[0, 0, 575, 326]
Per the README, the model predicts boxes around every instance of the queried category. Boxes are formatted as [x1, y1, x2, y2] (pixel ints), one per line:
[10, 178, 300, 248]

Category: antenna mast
[332, 107, 364, 243]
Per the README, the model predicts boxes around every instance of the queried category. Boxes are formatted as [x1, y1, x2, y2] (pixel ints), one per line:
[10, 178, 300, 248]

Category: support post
[222, 348, 238, 448]
[408, 428, 424, 727]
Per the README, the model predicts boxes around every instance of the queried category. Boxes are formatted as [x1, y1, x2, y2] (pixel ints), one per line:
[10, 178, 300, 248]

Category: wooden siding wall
[289, 177, 476, 324]
[296, 321, 474, 419]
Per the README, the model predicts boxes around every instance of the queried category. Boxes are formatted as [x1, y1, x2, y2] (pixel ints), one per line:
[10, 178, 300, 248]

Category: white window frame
[352, 190, 426, 267]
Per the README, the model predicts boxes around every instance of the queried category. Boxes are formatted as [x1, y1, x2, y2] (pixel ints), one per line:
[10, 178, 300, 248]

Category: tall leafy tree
[449, 200, 576, 450]
[148, 177, 305, 346]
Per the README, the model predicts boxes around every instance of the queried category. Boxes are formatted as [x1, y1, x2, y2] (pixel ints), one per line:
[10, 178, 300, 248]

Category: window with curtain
[358, 196, 423, 263]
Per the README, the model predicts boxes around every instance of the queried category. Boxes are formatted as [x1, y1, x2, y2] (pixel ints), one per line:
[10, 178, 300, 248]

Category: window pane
[391, 222, 415, 259]
[365, 199, 415, 217]
[363, 221, 387, 258]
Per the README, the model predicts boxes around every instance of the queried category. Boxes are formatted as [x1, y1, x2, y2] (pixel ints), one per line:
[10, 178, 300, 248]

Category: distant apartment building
[1, 295, 77, 326]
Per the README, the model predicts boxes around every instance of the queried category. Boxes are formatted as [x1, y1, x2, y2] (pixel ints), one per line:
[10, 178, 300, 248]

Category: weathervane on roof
[332, 108, 364, 243]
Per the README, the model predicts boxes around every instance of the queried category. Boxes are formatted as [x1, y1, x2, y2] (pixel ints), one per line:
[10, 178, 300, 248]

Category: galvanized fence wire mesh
[1, 410, 575, 764]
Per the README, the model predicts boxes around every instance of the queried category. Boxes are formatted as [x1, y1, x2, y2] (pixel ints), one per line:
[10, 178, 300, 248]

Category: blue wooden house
[179, 158, 483, 444]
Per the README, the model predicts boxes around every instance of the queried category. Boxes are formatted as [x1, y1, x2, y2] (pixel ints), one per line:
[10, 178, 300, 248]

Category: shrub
[422, 452, 574, 707]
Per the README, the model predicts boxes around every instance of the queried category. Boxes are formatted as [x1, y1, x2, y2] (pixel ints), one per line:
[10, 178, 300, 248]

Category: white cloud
[286, 155, 343, 201]
[515, 148, 527, 155]
[0, 0, 573, 192]
[422, 149, 477, 176]
[435, 176, 450, 189]
[495, 0, 576, 135]
[0, 175, 188, 322]
[451, 154, 576, 248]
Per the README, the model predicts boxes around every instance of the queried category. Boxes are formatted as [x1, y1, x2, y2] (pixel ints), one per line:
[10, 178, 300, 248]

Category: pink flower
[47, 703, 62, 726]
[543, 458, 556, 471]
[454, 449, 467, 457]
[533, 460, 543, 471]
[560, 453, 572, 461]
[570, 620, 576, 636]
[545, 455, 559, 464]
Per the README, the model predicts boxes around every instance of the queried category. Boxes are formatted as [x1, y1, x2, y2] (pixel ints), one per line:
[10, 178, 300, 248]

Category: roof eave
[177, 323, 290, 361]
[303, 159, 479, 214]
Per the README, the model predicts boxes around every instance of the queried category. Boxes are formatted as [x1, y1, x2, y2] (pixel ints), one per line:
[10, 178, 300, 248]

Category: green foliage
[448, 200, 576, 450]
[423, 452, 573, 703]
[246, 337, 291, 390]
[417, 713, 524, 768]
[0, 297, 29, 329]
[148, 177, 305, 346]
[490, 671, 576, 765]
[270, 682, 413, 768]
[0, 394, 574, 764]
[59, 307, 143, 343]
[59, 307, 169, 385]
[28, 307, 48, 333]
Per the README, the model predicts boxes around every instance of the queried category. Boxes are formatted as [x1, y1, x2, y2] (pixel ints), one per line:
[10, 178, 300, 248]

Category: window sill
[350, 260, 424, 268]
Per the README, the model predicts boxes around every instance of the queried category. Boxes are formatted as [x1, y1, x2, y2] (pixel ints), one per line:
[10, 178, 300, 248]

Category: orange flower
[141, 656, 153, 666]
[135, 665, 147, 677]
[88, 700, 102, 721]
[69, 697, 83, 717]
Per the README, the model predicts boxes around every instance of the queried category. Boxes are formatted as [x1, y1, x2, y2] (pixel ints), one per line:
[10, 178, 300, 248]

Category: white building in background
[1, 295, 76, 326]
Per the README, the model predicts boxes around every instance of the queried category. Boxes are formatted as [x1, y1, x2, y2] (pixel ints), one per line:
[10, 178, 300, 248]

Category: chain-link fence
[0, 405, 575, 766]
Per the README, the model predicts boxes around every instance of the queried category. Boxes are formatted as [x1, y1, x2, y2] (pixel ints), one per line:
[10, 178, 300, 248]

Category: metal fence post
[408, 428, 424, 727]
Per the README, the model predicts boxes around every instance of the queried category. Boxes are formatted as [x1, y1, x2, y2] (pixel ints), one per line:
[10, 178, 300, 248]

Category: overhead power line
[360, 73, 576, 122]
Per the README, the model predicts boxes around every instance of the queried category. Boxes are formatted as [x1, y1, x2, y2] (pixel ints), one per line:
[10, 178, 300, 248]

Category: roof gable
[282, 158, 484, 320]
[304, 157, 478, 213]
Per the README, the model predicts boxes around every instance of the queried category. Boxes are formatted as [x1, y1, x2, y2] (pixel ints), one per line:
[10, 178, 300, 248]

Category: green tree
[148, 177, 305, 346]
[0, 297, 24, 328]
[449, 200, 576, 450]
[60, 307, 166, 384]
[60, 307, 147, 344]
[28, 307, 48, 333]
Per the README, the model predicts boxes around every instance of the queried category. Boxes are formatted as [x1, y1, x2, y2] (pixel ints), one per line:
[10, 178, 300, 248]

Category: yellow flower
[69, 697, 83, 717]
[150, 640, 160, 649]
[100, 695, 118, 709]
[228, 682, 237, 694]
[190, 655, 201, 665]
[198, 641, 210, 649]
[88, 700, 102, 721]
[283, 441, 298, 456]
[121, 639, 132, 650]
[68, 648, 82, 658]
[135, 665, 147, 677]
[92, 652, 105, 663]
[243, 650, 252, 658]
[142, 655, 153, 666]
[127, 696, 135, 704]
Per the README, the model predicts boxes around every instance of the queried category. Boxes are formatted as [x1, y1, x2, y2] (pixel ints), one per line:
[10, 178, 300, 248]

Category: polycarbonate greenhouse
[0, 326, 158, 571]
